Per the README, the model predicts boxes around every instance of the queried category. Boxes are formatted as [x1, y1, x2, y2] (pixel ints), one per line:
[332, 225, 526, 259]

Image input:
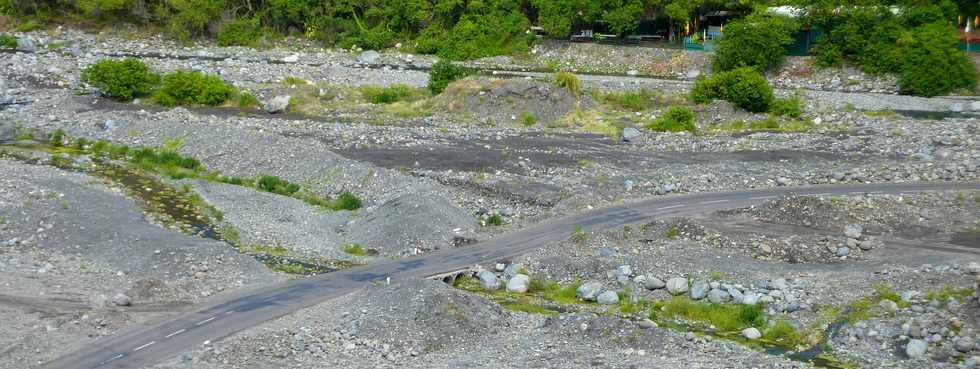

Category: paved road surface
[42, 182, 980, 369]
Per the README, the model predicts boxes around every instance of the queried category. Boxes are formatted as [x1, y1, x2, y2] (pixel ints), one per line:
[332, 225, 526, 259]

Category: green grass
[652, 296, 765, 332]
[707, 118, 815, 134]
[763, 318, 805, 348]
[647, 106, 696, 133]
[486, 213, 503, 226]
[343, 243, 368, 256]
[665, 226, 680, 239]
[282, 76, 307, 86]
[872, 283, 911, 308]
[569, 225, 588, 242]
[925, 284, 974, 305]
[553, 72, 581, 96]
[502, 298, 558, 316]
[592, 88, 658, 111]
[520, 111, 537, 126]
[542, 281, 582, 305]
[619, 289, 649, 315]
[359, 84, 428, 104]
[0, 34, 17, 49]
[241, 244, 289, 256]
[237, 92, 260, 108]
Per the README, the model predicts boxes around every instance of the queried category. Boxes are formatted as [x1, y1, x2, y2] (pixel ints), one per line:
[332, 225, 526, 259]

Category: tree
[713, 12, 798, 72]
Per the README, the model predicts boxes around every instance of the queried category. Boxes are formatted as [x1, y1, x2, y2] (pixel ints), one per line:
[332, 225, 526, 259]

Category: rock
[951, 103, 965, 112]
[666, 278, 688, 295]
[857, 239, 876, 251]
[621, 127, 642, 142]
[477, 271, 500, 291]
[844, 224, 864, 239]
[971, 101, 980, 112]
[506, 274, 530, 293]
[906, 339, 928, 357]
[690, 280, 709, 300]
[626, 70, 638, 76]
[879, 299, 899, 312]
[624, 180, 634, 191]
[741, 328, 762, 340]
[770, 278, 789, 290]
[956, 337, 975, 353]
[644, 276, 666, 290]
[836, 246, 850, 257]
[264, 95, 291, 114]
[686, 69, 701, 79]
[111, 293, 131, 307]
[359, 50, 380, 64]
[966, 262, 980, 275]
[965, 356, 980, 368]
[776, 177, 789, 186]
[503, 263, 522, 280]
[707, 289, 730, 304]
[282, 54, 300, 63]
[638, 319, 657, 329]
[597, 291, 619, 305]
[741, 292, 760, 305]
[17, 37, 37, 52]
[615, 265, 633, 285]
[576, 282, 603, 301]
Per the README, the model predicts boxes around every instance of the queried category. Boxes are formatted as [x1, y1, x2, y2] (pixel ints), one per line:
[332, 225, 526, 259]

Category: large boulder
[506, 274, 530, 293]
[264, 95, 291, 114]
[576, 282, 603, 301]
[477, 271, 500, 291]
[643, 275, 666, 290]
[597, 291, 619, 305]
[741, 328, 762, 340]
[690, 280, 709, 300]
[906, 339, 928, 357]
[359, 50, 380, 64]
[707, 289, 731, 304]
[666, 277, 689, 295]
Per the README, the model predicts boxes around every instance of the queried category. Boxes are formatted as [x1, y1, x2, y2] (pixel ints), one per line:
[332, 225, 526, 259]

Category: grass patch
[665, 226, 680, 239]
[652, 296, 765, 332]
[707, 118, 815, 134]
[925, 284, 974, 305]
[569, 225, 588, 242]
[485, 213, 503, 226]
[0, 34, 16, 49]
[343, 243, 368, 256]
[763, 318, 805, 348]
[520, 111, 537, 126]
[553, 72, 581, 96]
[282, 76, 307, 86]
[359, 84, 427, 104]
[592, 88, 658, 111]
[542, 281, 582, 305]
[647, 106, 696, 133]
[241, 244, 289, 256]
[237, 92, 260, 108]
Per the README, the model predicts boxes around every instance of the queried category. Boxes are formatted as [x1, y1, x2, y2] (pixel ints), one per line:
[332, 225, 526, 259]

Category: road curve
[41, 182, 980, 369]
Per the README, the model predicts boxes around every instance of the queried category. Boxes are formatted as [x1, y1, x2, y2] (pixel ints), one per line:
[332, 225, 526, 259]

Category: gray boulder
[690, 280, 709, 300]
[707, 289, 730, 304]
[615, 265, 632, 285]
[956, 338, 975, 353]
[966, 262, 980, 275]
[844, 224, 864, 239]
[879, 299, 899, 312]
[503, 263, 522, 280]
[644, 276, 666, 290]
[741, 328, 762, 340]
[741, 292, 760, 305]
[112, 293, 131, 307]
[16, 37, 37, 52]
[666, 277, 689, 295]
[597, 291, 619, 305]
[576, 282, 603, 301]
[621, 127, 642, 142]
[506, 274, 530, 293]
[836, 246, 851, 257]
[359, 50, 380, 64]
[477, 271, 500, 291]
[770, 278, 789, 290]
[906, 339, 928, 357]
[264, 95, 291, 114]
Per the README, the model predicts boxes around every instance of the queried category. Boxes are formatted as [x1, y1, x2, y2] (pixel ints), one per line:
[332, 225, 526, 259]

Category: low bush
[713, 13, 798, 72]
[691, 67, 774, 113]
[154, 70, 235, 106]
[81, 58, 160, 101]
[218, 18, 262, 47]
[899, 22, 977, 97]
[486, 213, 504, 226]
[554, 72, 581, 96]
[764, 319, 804, 348]
[332, 192, 362, 211]
[428, 60, 471, 95]
[654, 296, 765, 332]
[343, 243, 367, 256]
[256, 175, 300, 195]
[359, 84, 422, 104]
[769, 95, 803, 118]
[812, 40, 843, 68]
[593, 89, 657, 111]
[237, 92, 260, 108]
[520, 112, 537, 126]
[647, 106, 696, 133]
[0, 34, 16, 48]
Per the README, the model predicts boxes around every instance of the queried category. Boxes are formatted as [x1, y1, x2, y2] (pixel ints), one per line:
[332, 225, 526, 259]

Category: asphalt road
[42, 182, 980, 369]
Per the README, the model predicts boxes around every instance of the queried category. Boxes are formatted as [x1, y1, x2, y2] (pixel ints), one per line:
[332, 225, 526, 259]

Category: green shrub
[655, 296, 765, 332]
[812, 40, 843, 68]
[520, 111, 537, 126]
[359, 84, 422, 104]
[764, 319, 803, 348]
[428, 60, 471, 95]
[0, 34, 16, 49]
[899, 22, 977, 97]
[49, 129, 66, 146]
[343, 243, 367, 256]
[218, 18, 262, 47]
[554, 72, 581, 96]
[154, 70, 235, 106]
[256, 175, 300, 195]
[691, 67, 774, 113]
[593, 89, 659, 111]
[770, 95, 803, 118]
[714, 13, 798, 72]
[81, 58, 160, 101]
[237, 92, 260, 108]
[486, 213, 503, 226]
[647, 106, 696, 133]
[332, 192, 362, 210]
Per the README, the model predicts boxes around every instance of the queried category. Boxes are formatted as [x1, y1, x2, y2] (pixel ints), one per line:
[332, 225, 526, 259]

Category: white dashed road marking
[99, 354, 124, 365]
[165, 329, 186, 338]
[698, 199, 729, 204]
[749, 196, 776, 200]
[225, 310, 235, 315]
[133, 342, 155, 352]
[196, 317, 216, 326]
[657, 204, 683, 210]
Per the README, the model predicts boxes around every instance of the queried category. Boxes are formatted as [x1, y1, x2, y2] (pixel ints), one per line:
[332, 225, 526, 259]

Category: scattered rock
[597, 291, 619, 305]
[638, 319, 657, 329]
[621, 127, 641, 142]
[707, 289, 730, 304]
[264, 95, 291, 114]
[17, 37, 37, 52]
[359, 50, 380, 64]
[615, 265, 632, 285]
[906, 339, 928, 358]
[643, 276, 666, 290]
[477, 271, 500, 291]
[111, 293, 131, 307]
[966, 262, 980, 275]
[956, 337, 975, 353]
[576, 281, 603, 301]
[506, 274, 530, 293]
[844, 224, 864, 239]
[666, 277, 689, 295]
[741, 328, 762, 340]
[690, 280, 709, 300]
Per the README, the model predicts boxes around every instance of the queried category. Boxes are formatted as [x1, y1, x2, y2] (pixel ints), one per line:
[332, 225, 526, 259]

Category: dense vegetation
[713, 12, 798, 72]
[81, 59, 237, 106]
[691, 67, 774, 113]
